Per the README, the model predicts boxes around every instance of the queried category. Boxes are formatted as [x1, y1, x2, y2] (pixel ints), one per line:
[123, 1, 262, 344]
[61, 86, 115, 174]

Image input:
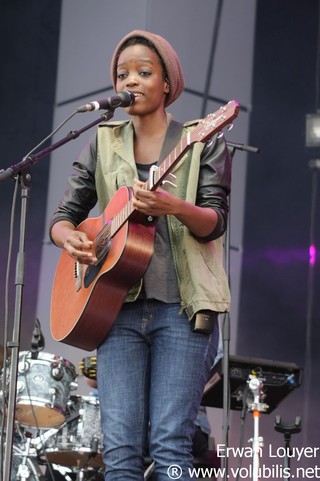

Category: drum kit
[0, 346, 104, 481]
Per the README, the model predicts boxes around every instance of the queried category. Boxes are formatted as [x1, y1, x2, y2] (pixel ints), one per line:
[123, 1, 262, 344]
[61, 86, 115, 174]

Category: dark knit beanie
[110, 30, 185, 107]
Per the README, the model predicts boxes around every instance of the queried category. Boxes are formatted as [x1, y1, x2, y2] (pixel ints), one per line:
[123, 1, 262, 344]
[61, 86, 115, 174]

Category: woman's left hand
[132, 178, 218, 238]
[132, 178, 181, 216]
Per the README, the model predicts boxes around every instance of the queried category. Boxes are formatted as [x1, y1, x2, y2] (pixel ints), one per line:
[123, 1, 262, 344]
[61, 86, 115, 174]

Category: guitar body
[50, 186, 156, 351]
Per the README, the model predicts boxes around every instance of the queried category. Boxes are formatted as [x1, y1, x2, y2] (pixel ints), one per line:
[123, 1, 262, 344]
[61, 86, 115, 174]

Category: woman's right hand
[51, 221, 98, 265]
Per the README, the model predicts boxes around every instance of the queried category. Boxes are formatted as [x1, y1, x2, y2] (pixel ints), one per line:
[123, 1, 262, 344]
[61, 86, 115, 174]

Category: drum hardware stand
[30, 426, 61, 451]
[15, 436, 37, 481]
[76, 468, 86, 481]
[274, 415, 302, 481]
[246, 375, 268, 481]
[73, 466, 101, 481]
[88, 437, 99, 464]
[0, 107, 116, 481]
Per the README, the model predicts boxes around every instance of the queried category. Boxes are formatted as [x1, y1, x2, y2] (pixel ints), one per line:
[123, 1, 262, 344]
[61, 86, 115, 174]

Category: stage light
[306, 112, 320, 147]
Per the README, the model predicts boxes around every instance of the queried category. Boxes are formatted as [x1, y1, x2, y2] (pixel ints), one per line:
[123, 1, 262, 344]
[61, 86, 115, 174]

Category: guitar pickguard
[84, 241, 111, 288]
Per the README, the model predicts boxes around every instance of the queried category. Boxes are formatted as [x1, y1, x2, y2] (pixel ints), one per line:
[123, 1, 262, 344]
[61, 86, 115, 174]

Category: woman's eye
[117, 73, 127, 80]
[140, 71, 151, 77]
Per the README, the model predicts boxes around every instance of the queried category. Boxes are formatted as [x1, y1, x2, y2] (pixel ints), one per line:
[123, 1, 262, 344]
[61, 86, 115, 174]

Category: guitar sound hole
[84, 239, 111, 288]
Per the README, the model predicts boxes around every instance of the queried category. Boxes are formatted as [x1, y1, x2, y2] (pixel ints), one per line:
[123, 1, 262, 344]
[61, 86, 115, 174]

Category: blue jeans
[97, 300, 219, 481]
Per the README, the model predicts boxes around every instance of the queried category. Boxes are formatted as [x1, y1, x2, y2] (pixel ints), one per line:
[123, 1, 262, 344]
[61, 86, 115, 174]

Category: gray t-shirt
[136, 162, 180, 303]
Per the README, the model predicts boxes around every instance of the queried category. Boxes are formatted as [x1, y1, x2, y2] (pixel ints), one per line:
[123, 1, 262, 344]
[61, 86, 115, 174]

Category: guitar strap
[157, 119, 184, 165]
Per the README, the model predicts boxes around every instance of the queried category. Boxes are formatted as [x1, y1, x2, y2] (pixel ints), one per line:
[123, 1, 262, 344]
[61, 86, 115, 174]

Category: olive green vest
[95, 119, 230, 318]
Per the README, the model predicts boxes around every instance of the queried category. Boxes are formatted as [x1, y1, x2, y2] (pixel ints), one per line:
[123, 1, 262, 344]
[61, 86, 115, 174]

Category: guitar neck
[146, 133, 193, 191]
[147, 102, 238, 191]
[109, 136, 192, 237]
[109, 100, 239, 238]
[111, 196, 135, 237]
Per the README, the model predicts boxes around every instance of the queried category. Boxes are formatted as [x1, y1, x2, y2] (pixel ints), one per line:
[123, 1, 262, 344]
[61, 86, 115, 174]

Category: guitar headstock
[146, 100, 240, 192]
[193, 100, 240, 143]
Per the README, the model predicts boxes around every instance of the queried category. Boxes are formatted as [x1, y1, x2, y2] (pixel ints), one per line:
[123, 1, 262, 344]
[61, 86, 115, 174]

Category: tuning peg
[162, 180, 177, 189]
[162, 172, 177, 189]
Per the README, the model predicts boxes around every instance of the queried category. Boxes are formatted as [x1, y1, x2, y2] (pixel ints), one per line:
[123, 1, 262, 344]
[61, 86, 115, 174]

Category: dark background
[238, 0, 320, 449]
[0, 0, 61, 341]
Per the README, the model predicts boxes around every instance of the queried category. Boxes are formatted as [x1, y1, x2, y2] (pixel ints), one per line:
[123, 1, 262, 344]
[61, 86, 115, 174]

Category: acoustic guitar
[50, 100, 239, 351]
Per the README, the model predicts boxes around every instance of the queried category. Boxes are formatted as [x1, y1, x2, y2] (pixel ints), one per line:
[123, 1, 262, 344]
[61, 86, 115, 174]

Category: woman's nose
[125, 74, 139, 86]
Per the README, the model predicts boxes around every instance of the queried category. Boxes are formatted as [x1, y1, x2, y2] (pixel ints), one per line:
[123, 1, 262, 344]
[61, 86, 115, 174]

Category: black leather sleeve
[195, 133, 231, 241]
[49, 133, 98, 236]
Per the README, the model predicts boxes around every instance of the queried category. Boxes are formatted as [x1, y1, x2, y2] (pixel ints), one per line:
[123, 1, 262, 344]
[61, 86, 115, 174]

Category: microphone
[31, 318, 45, 359]
[77, 90, 135, 113]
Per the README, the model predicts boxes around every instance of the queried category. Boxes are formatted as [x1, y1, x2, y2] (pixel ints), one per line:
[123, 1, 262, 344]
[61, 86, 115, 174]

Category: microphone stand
[220, 140, 260, 481]
[0, 108, 115, 481]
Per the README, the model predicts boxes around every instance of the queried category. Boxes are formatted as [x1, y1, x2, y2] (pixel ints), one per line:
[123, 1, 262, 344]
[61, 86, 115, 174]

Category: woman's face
[116, 44, 169, 116]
